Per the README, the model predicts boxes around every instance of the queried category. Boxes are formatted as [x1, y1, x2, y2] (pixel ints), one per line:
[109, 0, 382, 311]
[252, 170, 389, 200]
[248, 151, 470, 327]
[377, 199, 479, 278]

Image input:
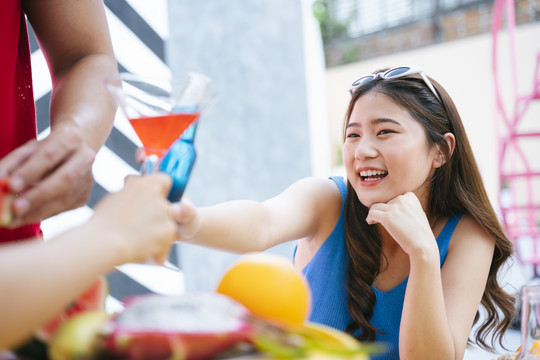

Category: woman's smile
[357, 167, 388, 185]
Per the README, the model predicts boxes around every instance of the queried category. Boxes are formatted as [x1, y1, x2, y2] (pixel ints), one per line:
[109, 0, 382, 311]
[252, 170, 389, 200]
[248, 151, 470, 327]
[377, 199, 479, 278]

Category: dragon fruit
[100, 292, 255, 360]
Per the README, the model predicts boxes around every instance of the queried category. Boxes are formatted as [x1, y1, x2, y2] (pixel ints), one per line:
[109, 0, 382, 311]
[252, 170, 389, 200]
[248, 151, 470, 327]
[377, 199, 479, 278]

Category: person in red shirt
[0, 0, 118, 241]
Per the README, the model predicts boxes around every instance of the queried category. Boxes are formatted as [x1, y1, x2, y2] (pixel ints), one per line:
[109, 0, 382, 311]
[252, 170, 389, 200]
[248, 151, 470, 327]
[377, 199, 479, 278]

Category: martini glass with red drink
[108, 72, 213, 201]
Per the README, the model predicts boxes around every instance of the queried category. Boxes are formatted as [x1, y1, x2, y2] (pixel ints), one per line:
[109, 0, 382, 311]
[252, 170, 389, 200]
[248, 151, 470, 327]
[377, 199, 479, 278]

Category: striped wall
[31, 0, 184, 311]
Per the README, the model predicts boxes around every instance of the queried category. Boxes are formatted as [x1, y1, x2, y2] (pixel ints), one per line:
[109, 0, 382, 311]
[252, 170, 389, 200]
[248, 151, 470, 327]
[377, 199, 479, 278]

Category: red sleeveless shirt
[0, 0, 42, 242]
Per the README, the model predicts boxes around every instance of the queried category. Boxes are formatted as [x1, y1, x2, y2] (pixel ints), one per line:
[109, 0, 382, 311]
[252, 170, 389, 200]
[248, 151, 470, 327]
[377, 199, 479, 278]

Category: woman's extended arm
[174, 177, 342, 253]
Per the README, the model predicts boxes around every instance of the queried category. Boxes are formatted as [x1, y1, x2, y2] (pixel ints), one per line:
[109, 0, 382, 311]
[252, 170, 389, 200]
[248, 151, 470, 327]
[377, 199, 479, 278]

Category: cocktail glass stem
[141, 153, 161, 174]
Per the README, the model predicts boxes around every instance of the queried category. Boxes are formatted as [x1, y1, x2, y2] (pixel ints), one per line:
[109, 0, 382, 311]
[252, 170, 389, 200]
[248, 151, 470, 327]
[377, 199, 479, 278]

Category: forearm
[175, 178, 331, 253]
[399, 252, 456, 359]
[23, 0, 119, 152]
[185, 200, 274, 253]
[49, 53, 119, 151]
[0, 222, 122, 349]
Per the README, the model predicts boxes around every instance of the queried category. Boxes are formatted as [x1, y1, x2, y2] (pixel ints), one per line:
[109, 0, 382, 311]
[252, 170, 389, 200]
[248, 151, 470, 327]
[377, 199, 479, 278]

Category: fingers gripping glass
[348, 66, 442, 103]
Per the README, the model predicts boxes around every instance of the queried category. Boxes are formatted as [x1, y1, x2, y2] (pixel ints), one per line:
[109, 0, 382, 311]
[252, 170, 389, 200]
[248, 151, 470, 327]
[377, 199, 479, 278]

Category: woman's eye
[377, 129, 394, 135]
[346, 133, 360, 138]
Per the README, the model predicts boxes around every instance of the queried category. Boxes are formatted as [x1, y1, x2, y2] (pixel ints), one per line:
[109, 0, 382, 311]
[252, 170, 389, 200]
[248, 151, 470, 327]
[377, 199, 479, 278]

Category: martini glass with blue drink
[108, 72, 214, 201]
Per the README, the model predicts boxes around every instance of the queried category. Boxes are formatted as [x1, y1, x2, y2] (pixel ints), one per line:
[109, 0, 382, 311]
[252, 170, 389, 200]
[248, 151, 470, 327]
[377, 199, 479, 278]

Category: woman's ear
[433, 133, 456, 168]
[444, 133, 456, 158]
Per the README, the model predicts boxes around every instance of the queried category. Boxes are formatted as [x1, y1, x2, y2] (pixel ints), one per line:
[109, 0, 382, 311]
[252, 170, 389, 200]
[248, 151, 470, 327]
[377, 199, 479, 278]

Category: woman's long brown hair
[343, 70, 516, 350]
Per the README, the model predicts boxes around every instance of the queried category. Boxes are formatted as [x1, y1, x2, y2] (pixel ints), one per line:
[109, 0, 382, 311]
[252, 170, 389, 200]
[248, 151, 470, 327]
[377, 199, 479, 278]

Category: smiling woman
[340, 67, 514, 358]
[170, 66, 515, 360]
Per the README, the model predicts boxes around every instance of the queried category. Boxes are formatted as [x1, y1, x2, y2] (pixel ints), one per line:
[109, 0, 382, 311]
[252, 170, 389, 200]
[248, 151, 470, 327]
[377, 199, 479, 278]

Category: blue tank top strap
[330, 176, 347, 204]
[436, 213, 463, 266]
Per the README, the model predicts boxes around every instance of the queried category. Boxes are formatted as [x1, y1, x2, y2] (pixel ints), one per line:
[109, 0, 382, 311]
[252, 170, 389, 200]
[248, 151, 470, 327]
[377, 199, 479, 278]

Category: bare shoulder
[289, 176, 343, 196]
[267, 176, 343, 237]
[453, 214, 495, 246]
[446, 214, 495, 262]
[284, 177, 343, 212]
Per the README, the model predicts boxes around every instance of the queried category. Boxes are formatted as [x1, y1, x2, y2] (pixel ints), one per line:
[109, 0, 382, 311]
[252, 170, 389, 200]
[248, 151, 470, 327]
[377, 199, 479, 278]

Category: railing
[321, 0, 492, 40]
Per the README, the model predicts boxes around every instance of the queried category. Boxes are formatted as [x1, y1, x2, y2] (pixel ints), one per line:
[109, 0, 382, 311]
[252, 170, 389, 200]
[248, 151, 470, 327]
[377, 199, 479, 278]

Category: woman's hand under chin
[365, 192, 439, 258]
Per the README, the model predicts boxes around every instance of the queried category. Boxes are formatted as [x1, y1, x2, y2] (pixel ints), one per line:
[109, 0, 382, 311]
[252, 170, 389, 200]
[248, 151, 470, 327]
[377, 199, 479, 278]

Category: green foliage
[341, 44, 361, 64]
[312, 0, 349, 43]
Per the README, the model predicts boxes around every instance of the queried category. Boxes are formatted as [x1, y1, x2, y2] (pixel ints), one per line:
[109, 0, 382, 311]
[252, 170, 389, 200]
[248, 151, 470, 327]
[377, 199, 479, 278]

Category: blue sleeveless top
[296, 176, 462, 360]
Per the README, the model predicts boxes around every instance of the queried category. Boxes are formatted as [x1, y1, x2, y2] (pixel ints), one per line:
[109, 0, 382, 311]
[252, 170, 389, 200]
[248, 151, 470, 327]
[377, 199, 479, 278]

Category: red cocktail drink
[129, 113, 200, 157]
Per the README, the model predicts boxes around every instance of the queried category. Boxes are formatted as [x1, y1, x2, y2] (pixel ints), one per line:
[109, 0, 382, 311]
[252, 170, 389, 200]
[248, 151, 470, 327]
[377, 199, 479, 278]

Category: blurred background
[33, 0, 539, 357]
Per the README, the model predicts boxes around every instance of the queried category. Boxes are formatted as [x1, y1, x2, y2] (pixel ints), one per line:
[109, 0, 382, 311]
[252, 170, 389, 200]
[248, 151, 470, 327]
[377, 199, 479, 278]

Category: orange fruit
[216, 252, 311, 327]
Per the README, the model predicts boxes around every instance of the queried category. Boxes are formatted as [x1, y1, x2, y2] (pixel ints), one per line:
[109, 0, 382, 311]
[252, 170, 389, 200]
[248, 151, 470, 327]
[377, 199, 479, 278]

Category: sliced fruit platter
[12, 253, 385, 360]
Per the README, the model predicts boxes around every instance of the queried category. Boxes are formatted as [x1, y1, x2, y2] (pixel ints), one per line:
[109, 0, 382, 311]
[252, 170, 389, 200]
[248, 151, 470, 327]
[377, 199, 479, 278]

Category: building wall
[325, 0, 540, 65]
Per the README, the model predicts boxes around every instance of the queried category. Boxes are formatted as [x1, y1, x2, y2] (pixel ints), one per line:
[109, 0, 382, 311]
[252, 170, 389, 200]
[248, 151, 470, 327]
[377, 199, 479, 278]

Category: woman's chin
[358, 196, 392, 208]
[357, 197, 376, 208]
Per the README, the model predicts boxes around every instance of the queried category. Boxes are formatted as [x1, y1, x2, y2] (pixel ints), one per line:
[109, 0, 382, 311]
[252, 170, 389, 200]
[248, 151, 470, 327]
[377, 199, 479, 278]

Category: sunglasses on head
[348, 66, 442, 103]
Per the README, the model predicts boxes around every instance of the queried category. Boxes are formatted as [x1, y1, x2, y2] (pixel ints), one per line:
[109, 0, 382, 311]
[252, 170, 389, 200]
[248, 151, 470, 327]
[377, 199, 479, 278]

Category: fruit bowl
[18, 292, 382, 360]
